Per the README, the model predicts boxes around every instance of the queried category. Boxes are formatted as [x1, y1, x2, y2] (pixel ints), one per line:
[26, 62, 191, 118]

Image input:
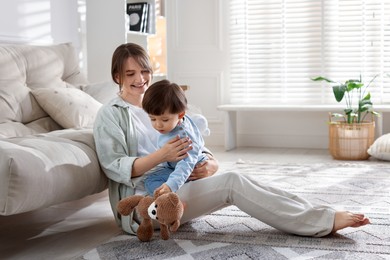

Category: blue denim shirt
[157, 115, 208, 192]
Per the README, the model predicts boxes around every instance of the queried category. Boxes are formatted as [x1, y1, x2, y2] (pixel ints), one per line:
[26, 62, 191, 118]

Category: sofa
[0, 42, 117, 216]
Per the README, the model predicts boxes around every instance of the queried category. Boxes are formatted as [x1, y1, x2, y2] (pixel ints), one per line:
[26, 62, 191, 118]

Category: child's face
[149, 111, 183, 134]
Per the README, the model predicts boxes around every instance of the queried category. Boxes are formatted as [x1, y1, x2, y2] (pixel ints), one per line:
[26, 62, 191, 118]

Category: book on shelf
[127, 2, 150, 33]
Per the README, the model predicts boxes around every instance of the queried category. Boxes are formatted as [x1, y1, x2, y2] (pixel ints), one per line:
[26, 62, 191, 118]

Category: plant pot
[328, 121, 375, 160]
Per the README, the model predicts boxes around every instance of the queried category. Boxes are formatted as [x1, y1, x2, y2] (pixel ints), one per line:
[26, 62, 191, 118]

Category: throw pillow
[81, 81, 118, 104]
[367, 133, 390, 161]
[31, 88, 102, 129]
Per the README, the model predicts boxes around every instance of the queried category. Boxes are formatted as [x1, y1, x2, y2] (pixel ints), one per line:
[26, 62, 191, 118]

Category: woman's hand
[188, 154, 219, 181]
[132, 136, 193, 178]
[161, 135, 193, 163]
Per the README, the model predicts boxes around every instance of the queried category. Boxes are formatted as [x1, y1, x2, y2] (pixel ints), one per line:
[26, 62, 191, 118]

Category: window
[228, 0, 390, 105]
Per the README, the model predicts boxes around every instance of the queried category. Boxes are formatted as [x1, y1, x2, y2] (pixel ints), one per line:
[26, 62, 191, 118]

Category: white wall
[0, 0, 80, 44]
[1, 0, 388, 149]
[0, 0, 83, 64]
[84, 0, 127, 83]
[166, 0, 390, 149]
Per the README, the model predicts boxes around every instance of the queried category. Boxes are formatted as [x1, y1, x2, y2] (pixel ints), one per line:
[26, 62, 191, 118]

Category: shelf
[127, 31, 150, 36]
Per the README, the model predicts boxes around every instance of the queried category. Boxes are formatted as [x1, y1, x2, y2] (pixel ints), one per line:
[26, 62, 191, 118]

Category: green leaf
[344, 108, 353, 115]
[332, 85, 346, 102]
[360, 99, 373, 106]
[345, 79, 360, 83]
[311, 76, 335, 83]
[359, 105, 371, 113]
[311, 74, 381, 124]
[345, 81, 364, 92]
[362, 92, 371, 100]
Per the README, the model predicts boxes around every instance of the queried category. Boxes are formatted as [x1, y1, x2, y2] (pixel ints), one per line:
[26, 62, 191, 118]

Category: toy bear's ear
[167, 192, 180, 205]
[189, 113, 210, 136]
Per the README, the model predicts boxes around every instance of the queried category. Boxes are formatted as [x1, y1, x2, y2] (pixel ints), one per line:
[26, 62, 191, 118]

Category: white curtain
[228, 0, 390, 105]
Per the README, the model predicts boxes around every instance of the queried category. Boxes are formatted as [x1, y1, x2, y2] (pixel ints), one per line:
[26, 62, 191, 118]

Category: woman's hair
[111, 43, 153, 86]
[142, 79, 188, 115]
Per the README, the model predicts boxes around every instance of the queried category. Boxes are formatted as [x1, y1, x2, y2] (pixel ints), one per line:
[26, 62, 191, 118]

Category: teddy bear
[117, 192, 184, 242]
[190, 113, 211, 136]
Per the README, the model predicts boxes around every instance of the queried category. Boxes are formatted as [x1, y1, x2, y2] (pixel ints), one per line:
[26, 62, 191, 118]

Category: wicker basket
[328, 120, 375, 160]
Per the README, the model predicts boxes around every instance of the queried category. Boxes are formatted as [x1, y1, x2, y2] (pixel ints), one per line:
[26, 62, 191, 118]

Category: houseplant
[311, 74, 379, 160]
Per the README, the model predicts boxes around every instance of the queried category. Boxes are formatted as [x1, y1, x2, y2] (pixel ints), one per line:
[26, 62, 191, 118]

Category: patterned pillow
[31, 88, 102, 129]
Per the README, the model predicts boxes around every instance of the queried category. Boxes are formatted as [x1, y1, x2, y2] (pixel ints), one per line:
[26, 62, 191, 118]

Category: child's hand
[154, 184, 172, 197]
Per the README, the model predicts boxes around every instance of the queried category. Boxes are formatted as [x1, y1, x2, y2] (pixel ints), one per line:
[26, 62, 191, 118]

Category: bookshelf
[86, 0, 166, 83]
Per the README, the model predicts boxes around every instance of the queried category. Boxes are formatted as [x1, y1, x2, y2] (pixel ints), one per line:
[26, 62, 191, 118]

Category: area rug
[79, 160, 390, 260]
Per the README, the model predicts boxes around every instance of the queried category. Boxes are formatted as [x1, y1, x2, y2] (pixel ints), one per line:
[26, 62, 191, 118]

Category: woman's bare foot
[332, 211, 370, 233]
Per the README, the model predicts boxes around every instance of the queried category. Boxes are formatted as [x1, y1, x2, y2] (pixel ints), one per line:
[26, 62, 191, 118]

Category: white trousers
[176, 171, 335, 237]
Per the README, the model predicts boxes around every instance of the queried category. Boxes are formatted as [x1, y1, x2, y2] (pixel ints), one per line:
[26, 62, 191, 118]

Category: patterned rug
[79, 160, 390, 260]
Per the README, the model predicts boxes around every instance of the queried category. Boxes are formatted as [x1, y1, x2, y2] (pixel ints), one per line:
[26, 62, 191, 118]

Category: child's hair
[142, 79, 187, 115]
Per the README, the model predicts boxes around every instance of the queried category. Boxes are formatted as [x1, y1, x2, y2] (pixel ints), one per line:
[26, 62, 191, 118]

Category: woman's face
[117, 57, 152, 100]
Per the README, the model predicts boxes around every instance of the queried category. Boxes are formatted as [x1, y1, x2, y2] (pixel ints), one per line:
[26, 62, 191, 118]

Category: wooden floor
[0, 146, 335, 260]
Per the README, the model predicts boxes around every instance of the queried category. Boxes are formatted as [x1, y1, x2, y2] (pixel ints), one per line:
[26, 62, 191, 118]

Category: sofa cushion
[0, 129, 107, 215]
[31, 88, 102, 129]
[0, 43, 88, 135]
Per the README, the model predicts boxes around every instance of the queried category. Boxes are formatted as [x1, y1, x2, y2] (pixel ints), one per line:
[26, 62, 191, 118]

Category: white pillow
[81, 81, 118, 104]
[368, 133, 390, 161]
[31, 88, 102, 129]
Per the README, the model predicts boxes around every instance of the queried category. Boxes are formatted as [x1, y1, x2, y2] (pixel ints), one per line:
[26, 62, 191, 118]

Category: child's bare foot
[332, 211, 370, 233]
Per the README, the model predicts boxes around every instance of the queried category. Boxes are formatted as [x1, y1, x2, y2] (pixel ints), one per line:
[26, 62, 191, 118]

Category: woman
[93, 43, 370, 236]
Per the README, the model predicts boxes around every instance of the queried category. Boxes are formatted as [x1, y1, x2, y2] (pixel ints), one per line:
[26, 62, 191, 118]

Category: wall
[1, 0, 388, 149]
[166, 0, 390, 149]
[0, 0, 83, 66]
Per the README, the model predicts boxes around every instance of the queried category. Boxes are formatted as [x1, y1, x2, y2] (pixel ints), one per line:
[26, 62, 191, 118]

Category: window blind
[228, 0, 390, 105]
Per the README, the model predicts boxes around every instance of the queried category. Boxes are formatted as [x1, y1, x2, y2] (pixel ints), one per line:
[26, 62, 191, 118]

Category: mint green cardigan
[93, 96, 142, 234]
